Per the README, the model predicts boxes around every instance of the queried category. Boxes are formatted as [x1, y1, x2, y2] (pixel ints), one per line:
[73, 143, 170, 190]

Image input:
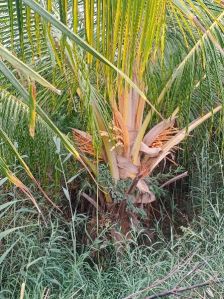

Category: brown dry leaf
[9, 173, 42, 216]
[143, 118, 176, 146]
[72, 128, 96, 157]
[140, 142, 161, 157]
[150, 127, 179, 148]
[117, 155, 139, 178]
[72, 128, 92, 142]
[135, 179, 156, 204]
[134, 192, 156, 204]
[118, 168, 129, 179]
[146, 105, 222, 175]
[137, 179, 150, 193]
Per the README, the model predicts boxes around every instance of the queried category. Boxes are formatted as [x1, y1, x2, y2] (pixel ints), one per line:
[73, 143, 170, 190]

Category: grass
[0, 138, 224, 299]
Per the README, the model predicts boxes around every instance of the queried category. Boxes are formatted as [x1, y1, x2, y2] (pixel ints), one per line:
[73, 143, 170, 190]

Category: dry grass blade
[122, 250, 199, 299]
[81, 192, 103, 212]
[161, 171, 188, 188]
[144, 278, 224, 299]
[19, 282, 26, 299]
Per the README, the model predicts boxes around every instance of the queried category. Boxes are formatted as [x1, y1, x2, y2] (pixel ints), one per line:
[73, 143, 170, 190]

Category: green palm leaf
[21, 0, 162, 116]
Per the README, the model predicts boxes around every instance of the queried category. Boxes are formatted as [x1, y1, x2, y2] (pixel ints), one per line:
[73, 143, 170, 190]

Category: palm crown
[0, 0, 223, 221]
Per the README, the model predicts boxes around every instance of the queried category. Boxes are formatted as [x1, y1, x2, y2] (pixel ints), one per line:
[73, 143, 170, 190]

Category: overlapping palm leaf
[0, 0, 223, 211]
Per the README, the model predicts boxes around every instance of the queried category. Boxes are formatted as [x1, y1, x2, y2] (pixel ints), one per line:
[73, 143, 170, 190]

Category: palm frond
[0, 0, 223, 213]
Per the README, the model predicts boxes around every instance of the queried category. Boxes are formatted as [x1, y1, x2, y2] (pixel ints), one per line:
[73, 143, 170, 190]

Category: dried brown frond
[150, 126, 179, 148]
[72, 129, 96, 157]
[139, 126, 180, 177]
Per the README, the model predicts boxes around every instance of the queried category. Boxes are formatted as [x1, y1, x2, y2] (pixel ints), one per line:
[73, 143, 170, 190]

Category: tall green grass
[0, 138, 224, 299]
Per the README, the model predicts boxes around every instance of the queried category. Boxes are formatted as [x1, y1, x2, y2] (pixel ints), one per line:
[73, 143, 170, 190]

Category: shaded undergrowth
[0, 140, 224, 299]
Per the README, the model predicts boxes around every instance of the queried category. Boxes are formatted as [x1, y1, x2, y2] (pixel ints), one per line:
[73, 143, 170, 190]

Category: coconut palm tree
[0, 0, 223, 229]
